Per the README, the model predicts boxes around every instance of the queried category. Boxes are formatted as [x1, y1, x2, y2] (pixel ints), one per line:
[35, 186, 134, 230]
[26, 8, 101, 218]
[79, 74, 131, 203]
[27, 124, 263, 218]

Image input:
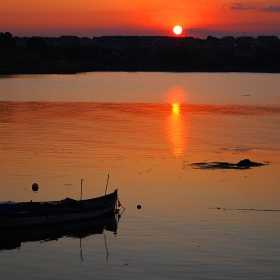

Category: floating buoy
[32, 183, 39, 192]
[137, 205, 141, 209]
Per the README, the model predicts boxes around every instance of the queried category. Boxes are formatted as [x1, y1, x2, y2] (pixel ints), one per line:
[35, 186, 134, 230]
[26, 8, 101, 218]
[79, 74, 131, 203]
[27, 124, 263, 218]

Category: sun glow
[173, 25, 182, 35]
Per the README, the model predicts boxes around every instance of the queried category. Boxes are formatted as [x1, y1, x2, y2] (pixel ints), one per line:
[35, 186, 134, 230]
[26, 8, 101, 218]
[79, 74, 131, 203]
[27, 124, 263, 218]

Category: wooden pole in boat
[105, 174, 110, 196]
[80, 179, 84, 200]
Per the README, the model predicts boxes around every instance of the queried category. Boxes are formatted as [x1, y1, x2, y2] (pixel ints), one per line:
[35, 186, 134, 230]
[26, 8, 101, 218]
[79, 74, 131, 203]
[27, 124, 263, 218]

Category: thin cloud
[260, 5, 280, 12]
[168, 5, 188, 9]
[219, 6, 228, 11]
[230, 3, 256, 10]
[219, 3, 256, 11]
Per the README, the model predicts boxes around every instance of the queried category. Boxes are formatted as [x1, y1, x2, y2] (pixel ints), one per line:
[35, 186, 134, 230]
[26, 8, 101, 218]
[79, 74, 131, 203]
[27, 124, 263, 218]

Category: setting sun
[173, 26, 182, 35]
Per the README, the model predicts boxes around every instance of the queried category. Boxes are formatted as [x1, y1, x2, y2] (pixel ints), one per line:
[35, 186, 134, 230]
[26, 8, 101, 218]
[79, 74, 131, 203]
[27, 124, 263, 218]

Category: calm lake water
[0, 72, 280, 279]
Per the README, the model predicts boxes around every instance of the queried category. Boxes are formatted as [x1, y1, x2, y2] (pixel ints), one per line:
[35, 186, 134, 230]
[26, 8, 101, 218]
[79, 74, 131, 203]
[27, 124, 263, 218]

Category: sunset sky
[1, 0, 280, 38]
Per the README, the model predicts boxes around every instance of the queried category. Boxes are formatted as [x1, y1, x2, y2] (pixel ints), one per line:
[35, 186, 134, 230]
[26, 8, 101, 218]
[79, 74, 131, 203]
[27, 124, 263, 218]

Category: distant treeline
[1, 31, 280, 74]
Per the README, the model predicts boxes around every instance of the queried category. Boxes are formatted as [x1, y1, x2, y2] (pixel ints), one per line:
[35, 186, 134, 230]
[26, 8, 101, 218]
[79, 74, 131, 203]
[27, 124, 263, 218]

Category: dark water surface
[0, 73, 280, 279]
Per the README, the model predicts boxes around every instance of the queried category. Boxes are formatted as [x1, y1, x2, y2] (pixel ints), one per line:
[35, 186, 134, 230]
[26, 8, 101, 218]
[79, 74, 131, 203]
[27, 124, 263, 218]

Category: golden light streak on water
[164, 86, 189, 156]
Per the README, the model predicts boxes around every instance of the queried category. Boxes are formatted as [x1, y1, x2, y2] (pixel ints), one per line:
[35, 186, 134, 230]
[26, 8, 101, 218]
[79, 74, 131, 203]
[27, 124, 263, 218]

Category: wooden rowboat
[0, 189, 118, 228]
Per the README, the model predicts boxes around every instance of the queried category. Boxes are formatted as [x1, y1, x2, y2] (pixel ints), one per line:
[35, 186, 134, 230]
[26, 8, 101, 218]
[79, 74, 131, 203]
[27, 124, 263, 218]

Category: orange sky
[1, 0, 280, 38]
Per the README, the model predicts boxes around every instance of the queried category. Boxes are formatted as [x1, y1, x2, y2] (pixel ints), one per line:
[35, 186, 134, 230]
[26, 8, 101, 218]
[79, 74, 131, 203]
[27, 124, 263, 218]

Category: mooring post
[80, 179, 84, 200]
[105, 174, 110, 195]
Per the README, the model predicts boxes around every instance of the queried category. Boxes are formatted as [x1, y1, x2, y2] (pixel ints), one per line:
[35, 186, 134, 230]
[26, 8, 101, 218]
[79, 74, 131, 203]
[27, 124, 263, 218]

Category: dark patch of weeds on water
[190, 159, 267, 170]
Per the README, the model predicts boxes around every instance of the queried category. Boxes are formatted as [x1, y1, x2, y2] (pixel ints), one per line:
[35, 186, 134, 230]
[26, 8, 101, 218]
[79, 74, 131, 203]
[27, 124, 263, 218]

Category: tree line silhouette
[1, 32, 280, 74]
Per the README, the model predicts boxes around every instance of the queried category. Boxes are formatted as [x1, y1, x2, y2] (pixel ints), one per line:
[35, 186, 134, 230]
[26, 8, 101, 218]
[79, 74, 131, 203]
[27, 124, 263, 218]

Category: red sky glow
[1, 0, 280, 38]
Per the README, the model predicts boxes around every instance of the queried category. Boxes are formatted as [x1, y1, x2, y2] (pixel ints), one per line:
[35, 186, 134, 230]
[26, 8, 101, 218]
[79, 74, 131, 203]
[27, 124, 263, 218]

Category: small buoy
[137, 205, 141, 209]
[32, 183, 39, 192]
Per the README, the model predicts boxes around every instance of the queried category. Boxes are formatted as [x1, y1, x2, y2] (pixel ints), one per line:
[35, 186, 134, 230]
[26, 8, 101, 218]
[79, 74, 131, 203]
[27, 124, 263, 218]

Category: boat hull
[0, 190, 118, 228]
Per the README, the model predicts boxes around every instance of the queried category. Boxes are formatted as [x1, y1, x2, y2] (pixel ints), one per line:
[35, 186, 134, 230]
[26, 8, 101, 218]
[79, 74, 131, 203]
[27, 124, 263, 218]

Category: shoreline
[1, 68, 280, 75]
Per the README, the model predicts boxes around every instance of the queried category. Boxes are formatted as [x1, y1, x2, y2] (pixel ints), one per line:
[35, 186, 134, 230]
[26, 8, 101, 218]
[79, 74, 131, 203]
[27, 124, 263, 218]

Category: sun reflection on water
[172, 103, 180, 115]
[164, 86, 189, 157]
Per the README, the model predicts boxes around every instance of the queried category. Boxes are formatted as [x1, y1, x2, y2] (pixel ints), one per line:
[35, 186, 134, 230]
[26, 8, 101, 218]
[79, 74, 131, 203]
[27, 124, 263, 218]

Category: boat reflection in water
[0, 212, 121, 253]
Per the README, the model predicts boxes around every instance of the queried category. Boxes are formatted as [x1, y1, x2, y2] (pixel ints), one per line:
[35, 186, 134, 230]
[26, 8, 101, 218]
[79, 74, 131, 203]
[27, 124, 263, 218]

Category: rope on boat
[117, 197, 125, 211]
[116, 197, 125, 220]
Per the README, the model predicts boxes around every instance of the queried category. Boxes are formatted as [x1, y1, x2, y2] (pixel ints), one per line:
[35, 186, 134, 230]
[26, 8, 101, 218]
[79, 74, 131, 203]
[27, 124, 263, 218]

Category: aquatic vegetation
[190, 159, 266, 170]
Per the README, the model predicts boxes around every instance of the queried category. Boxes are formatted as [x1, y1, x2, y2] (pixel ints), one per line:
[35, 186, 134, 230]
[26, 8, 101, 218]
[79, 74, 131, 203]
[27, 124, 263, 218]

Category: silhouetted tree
[0, 32, 15, 49]
[26, 37, 49, 55]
